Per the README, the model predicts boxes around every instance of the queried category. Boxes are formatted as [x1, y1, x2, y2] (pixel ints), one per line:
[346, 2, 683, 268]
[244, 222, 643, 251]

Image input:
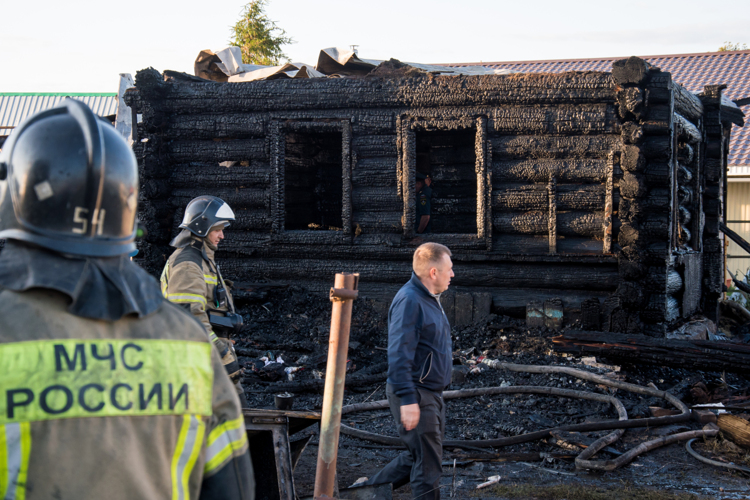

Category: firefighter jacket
[161, 236, 242, 382]
[0, 241, 254, 500]
[161, 236, 235, 343]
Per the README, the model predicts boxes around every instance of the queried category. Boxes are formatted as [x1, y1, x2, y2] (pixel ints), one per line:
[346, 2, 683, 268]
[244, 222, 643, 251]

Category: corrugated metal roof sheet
[0, 94, 118, 131]
[448, 50, 750, 167]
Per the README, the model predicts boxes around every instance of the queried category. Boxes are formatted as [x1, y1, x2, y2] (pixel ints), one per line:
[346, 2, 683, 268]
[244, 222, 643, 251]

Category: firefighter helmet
[0, 99, 138, 257]
[179, 195, 235, 237]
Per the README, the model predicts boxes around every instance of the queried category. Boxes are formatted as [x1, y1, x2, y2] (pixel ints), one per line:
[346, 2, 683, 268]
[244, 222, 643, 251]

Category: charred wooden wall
[126, 57, 739, 335]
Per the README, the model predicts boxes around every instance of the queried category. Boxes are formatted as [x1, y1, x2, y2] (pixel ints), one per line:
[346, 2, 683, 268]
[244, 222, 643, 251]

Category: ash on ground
[231, 287, 750, 499]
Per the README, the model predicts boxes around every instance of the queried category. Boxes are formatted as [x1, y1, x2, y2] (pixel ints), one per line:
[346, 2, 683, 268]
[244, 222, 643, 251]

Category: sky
[2, 0, 749, 93]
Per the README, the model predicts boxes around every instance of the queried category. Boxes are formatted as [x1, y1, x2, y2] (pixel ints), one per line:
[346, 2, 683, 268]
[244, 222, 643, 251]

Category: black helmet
[179, 195, 235, 237]
[0, 99, 138, 257]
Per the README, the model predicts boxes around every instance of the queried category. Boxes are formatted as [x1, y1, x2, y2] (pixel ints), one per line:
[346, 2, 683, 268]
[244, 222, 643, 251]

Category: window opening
[415, 130, 477, 234]
[284, 131, 343, 230]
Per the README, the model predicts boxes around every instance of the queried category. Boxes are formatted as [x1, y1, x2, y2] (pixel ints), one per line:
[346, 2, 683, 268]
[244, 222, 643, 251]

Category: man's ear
[429, 267, 437, 279]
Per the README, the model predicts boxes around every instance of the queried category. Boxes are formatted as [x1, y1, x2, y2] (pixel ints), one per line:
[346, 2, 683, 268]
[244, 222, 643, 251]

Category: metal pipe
[314, 272, 359, 499]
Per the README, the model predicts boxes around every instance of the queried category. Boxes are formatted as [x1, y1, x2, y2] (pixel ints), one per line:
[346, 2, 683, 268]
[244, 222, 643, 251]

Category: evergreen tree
[230, 0, 293, 66]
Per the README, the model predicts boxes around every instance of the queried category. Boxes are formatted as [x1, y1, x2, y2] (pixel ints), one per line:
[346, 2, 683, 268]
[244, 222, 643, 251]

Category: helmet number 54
[72, 207, 106, 235]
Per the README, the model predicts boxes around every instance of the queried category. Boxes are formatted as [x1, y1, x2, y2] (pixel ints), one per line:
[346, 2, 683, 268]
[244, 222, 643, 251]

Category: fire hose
[339, 361, 715, 470]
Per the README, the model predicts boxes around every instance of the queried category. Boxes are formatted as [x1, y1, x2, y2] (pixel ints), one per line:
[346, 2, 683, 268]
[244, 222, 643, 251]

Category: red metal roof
[449, 50, 750, 167]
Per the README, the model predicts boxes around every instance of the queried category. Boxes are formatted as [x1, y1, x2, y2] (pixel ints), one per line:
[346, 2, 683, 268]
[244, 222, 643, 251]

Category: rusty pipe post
[314, 273, 359, 499]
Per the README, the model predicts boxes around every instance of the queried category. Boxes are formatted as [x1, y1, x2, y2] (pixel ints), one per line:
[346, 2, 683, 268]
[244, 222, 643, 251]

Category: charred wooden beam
[170, 162, 271, 188]
[217, 257, 619, 290]
[133, 68, 615, 114]
[674, 113, 701, 144]
[493, 184, 610, 211]
[548, 176, 557, 254]
[488, 104, 620, 135]
[491, 135, 622, 160]
[673, 83, 704, 123]
[168, 138, 266, 163]
[552, 330, 750, 374]
[492, 159, 606, 183]
[353, 158, 398, 187]
[493, 211, 604, 237]
[603, 152, 614, 253]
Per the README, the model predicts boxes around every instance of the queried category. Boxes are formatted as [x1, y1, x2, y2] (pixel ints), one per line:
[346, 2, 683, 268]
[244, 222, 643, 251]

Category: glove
[216, 338, 242, 383]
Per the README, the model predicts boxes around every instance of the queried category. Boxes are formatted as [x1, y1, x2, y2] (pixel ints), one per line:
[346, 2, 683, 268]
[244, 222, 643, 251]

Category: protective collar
[0, 240, 163, 321]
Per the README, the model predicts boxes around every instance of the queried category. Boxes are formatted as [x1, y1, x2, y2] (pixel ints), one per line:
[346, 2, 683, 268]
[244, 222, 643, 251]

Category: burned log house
[128, 56, 744, 336]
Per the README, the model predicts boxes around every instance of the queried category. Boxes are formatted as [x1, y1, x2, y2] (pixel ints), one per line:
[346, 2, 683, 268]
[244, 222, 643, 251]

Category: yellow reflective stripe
[209, 332, 220, 345]
[203, 275, 218, 285]
[1, 340, 213, 424]
[166, 294, 207, 306]
[171, 415, 205, 500]
[204, 416, 248, 475]
[160, 262, 170, 298]
[0, 422, 31, 500]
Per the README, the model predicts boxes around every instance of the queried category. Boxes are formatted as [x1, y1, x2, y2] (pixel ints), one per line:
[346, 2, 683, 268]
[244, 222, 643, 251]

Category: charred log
[552, 331, 750, 374]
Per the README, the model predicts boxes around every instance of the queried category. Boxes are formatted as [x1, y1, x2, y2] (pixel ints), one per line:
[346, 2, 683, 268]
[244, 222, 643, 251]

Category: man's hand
[400, 403, 420, 431]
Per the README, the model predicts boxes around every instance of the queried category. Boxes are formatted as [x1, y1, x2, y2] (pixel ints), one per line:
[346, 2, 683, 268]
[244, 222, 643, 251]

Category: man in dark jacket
[363, 243, 453, 499]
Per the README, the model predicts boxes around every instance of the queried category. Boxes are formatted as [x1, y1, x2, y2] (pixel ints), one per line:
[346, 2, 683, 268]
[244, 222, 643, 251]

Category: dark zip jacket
[387, 273, 452, 405]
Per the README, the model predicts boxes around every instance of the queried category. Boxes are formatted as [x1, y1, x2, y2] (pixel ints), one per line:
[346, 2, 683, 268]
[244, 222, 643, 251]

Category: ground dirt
[232, 287, 750, 499]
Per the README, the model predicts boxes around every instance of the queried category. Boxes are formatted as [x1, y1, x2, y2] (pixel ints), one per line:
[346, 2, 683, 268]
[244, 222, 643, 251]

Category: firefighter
[161, 195, 247, 404]
[0, 99, 254, 500]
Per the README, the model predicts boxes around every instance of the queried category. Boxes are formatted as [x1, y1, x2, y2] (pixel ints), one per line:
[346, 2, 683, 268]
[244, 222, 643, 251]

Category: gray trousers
[366, 384, 445, 499]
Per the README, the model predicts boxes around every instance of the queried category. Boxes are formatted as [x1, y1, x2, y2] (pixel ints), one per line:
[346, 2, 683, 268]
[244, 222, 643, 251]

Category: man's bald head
[413, 243, 452, 279]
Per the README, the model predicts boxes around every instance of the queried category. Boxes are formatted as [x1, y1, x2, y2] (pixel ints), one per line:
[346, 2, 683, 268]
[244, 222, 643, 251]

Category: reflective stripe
[160, 262, 170, 298]
[166, 294, 207, 307]
[203, 416, 248, 475]
[1, 422, 31, 500]
[171, 415, 205, 500]
[1, 340, 213, 424]
[208, 332, 220, 345]
[203, 275, 218, 285]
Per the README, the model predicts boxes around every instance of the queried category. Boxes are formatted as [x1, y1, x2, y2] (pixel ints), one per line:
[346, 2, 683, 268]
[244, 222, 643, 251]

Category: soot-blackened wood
[493, 184, 609, 211]
[611, 56, 654, 86]
[352, 212, 403, 233]
[674, 113, 701, 144]
[493, 289, 612, 317]
[170, 187, 268, 209]
[672, 83, 704, 123]
[352, 187, 402, 212]
[643, 162, 671, 187]
[489, 104, 620, 135]
[218, 257, 619, 290]
[352, 158, 398, 187]
[134, 69, 615, 113]
[491, 135, 622, 160]
[620, 172, 647, 199]
[552, 331, 750, 374]
[170, 162, 271, 188]
[352, 134, 398, 158]
[493, 159, 606, 183]
[644, 267, 683, 294]
[580, 298, 601, 330]
[493, 211, 604, 237]
[168, 139, 267, 163]
[492, 234, 606, 255]
[162, 114, 267, 139]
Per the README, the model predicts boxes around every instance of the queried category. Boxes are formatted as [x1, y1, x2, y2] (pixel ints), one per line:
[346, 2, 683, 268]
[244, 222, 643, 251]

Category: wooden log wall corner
[125, 61, 743, 334]
[700, 85, 727, 323]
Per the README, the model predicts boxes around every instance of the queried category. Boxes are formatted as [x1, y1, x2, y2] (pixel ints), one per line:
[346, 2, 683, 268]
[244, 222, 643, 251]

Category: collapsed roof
[194, 46, 514, 82]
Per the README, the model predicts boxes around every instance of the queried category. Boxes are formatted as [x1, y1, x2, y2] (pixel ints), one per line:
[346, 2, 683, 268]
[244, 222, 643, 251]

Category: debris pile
[228, 287, 750, 497]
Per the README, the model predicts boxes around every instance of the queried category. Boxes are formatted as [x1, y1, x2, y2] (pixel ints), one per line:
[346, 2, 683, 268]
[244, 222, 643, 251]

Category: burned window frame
[269, 119, 353, 236]
[397, 115, 491, 248]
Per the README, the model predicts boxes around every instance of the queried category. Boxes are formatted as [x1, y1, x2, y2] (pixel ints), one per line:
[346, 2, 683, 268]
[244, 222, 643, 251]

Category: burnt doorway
[416, 129, 478, 234]
[284, 131, 344, 230]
